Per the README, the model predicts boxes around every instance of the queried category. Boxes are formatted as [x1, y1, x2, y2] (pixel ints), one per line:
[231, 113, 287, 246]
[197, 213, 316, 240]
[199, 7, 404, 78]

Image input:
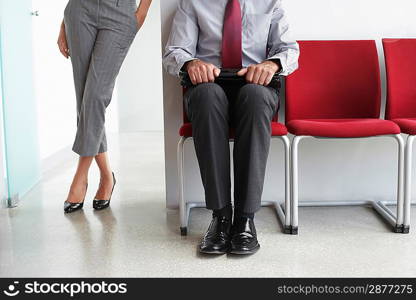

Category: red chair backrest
[285, 40, 381, 122]
[383, 38, 416, 120]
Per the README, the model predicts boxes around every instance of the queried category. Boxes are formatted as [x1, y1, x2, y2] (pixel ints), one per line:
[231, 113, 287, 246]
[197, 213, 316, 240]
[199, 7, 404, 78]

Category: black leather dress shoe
[230, 217, 260, 255]
[199, 216, 232, 255]
[93, 172, 116, 210]
[64, 184, 88, 214]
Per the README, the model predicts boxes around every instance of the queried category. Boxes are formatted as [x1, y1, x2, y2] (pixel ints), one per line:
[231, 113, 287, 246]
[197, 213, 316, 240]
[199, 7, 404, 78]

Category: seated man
[163, 0, 299, 255]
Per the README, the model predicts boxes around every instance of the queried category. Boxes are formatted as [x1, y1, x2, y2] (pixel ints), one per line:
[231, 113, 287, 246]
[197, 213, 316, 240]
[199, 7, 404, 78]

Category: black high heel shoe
[64, 184, 88, 214]
[93, 172, 116, 210]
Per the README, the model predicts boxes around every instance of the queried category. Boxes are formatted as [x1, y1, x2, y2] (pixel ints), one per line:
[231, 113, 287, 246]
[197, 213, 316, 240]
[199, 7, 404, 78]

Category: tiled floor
[0, 132, 415, 277]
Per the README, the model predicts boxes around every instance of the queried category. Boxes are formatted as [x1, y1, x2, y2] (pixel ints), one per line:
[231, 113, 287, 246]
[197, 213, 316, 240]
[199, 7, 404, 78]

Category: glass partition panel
[0, 0, 40, 205]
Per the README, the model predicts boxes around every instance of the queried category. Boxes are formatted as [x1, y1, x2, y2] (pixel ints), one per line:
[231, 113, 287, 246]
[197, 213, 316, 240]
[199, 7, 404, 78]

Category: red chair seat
[179, 122, 288, 137]
[287, 118, 400, 138]
[391, 118, 416, 135]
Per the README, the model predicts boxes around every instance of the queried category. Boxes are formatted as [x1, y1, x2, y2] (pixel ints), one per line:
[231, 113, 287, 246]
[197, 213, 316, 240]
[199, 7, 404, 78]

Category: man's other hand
[185, 59, 221, 85]
[237, 61, 280, 86]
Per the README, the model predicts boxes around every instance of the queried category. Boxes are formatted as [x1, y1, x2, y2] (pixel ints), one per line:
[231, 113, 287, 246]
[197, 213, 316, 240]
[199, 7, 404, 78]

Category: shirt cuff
[267, 53, 289, 76]
[175, 56, 198, 77]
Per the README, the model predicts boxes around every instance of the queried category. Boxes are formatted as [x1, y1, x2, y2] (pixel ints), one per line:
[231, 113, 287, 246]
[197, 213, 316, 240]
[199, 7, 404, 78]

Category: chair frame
[403, 135, 414, 233]
[289, 134, 405, 235]
[382, 38, 416, 234]
[177, 135, 291, 236]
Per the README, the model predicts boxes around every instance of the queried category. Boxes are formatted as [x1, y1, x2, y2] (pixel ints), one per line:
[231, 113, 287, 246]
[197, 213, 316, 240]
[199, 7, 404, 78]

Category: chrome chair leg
[177, 137, 187, 236]
[290, 136, 304, 235]
[393, 134, 405, 232]
[403, 135, 415, 234]
[281, 135, 292, 234]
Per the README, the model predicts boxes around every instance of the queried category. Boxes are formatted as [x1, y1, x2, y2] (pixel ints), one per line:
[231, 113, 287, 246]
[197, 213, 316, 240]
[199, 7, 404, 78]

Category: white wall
[160, 0, 185, 208]
[32, 0, 73, 160]
[161, 0, 416, 208]
[117, 0, 164, 132]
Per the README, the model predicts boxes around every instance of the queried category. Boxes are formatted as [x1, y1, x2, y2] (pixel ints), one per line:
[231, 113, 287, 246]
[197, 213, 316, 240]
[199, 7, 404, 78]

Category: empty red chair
[286, 40, 404, 234]
[383, 38, 416, 234]
[177, 87, 291, 235]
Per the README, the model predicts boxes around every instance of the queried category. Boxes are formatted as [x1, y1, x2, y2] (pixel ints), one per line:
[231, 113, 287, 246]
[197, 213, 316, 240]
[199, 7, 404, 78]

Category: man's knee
[237, 84, 277, 113]
[192, 83, 226, 100]
[187, 83, 228, 115]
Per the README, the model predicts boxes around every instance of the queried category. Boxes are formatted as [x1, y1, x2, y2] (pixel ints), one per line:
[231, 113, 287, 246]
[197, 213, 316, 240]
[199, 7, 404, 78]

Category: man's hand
[185, 59, 221, 85]
[237, 60, 280, 86]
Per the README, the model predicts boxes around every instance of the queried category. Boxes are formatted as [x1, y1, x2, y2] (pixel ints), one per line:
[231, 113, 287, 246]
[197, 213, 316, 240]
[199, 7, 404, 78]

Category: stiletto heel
[93, 172, 116, 210]
[64, 184, 88, 214]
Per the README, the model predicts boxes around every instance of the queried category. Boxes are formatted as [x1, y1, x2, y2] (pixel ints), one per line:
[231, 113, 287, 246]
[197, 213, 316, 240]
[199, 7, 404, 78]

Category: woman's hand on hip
[57, 21, 70, 59]
[135, 10, 147, 30]
[135, 0, 152, 30]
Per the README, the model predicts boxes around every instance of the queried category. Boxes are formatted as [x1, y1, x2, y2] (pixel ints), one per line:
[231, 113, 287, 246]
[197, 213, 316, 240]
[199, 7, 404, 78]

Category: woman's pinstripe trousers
[64, 0, 138, 156]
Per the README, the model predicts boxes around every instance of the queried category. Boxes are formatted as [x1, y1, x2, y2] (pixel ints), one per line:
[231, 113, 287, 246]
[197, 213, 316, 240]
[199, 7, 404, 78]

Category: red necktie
[221, 0, 242, 69]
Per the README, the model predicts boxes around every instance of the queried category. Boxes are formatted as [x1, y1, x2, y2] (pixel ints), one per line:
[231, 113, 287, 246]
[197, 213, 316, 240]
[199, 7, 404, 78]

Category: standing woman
[57, 0, 152, 213]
